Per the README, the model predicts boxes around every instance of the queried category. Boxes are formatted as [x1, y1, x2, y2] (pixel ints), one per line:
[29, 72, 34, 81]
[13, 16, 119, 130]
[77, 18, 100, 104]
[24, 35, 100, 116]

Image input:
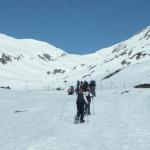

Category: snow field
[0, 88, 150, 150]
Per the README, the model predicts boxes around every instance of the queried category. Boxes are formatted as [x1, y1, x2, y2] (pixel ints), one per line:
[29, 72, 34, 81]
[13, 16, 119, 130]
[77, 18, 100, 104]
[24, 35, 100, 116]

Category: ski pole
[74, 104, 77, 119]
[86, 110, 89, 123]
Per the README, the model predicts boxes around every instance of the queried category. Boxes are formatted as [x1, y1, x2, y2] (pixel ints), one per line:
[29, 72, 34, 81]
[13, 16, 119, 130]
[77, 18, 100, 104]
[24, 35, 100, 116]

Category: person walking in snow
[89, 80, 96, 97]
[80, 81, 83, 90]
[75, 88, 88, 123]
[75, 80, 80, 95]
[82, 80, 89, 92]
[84, 88, 93, 115]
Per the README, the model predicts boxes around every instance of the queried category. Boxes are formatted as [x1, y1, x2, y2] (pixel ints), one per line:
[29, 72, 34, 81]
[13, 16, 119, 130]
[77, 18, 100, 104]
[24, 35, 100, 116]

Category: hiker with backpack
[89, 80, 96, 97]
[68, 86, 74, 95]
[84, 88, 93, 115]
[75, 80, 80, 95]
[80, 81, 83, 90]
[82, 80, 89, 92]
[75, 88, 88, 123]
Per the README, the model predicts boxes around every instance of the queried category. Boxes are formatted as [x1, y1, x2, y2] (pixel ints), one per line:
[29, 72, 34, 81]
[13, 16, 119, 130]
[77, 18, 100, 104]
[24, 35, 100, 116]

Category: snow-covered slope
[0, 26, 150, 90]
[0, 89, 150, 150]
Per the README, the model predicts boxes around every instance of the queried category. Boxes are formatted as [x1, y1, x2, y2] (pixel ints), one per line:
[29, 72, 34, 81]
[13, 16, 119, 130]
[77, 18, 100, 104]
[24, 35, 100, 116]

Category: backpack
[90, 80, 96, 86]
[76, 80, 80, 88]
[82, 81, 88, 92]
[76, 93, 84, 104]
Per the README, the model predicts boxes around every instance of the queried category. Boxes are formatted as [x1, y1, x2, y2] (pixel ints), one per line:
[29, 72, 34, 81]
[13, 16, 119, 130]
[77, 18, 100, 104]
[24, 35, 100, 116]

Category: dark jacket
[76, 93, 85, 104]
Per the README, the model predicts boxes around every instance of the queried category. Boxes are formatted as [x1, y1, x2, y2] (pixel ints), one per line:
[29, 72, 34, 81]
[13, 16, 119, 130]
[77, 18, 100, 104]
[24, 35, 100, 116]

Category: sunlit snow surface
[0, 88, 150, 150]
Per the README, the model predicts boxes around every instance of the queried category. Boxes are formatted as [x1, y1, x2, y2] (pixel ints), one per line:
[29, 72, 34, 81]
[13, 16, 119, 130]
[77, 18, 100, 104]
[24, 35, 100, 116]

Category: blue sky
[0, 0, 150, 54]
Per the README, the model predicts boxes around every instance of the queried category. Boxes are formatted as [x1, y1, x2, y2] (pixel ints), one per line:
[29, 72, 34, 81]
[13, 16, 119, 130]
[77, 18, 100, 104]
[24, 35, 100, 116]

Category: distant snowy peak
[0, 33, 16, 40]
[0, 33, 66, 54]
[139, 26, 150, 40]
[129, 26, 150, 43]
[95, 26, 150, 63]
[0, 33, 68, 65]
[135, 26, 150, 36]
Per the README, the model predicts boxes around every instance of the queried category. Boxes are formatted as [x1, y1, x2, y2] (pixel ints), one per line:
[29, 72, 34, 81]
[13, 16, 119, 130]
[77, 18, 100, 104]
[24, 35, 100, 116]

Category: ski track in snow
[0, 89, 150, 150]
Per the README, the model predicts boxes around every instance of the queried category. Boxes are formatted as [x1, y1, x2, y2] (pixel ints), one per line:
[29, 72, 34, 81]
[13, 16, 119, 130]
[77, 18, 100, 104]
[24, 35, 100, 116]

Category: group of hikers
[73, 80, 96, 123]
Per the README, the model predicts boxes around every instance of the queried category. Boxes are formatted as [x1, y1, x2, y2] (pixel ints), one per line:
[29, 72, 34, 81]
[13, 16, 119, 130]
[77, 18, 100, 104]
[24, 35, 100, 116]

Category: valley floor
[0, 88, 150, 150]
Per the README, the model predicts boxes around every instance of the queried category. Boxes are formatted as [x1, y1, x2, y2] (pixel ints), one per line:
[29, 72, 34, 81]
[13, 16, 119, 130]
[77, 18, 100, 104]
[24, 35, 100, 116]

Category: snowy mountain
[1, 27, 150, 150]
[0, 26, 150, 90]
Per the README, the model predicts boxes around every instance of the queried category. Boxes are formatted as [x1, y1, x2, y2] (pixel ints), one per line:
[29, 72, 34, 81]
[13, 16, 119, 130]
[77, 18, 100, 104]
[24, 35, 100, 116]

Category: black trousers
[76, 103, 84, 121]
